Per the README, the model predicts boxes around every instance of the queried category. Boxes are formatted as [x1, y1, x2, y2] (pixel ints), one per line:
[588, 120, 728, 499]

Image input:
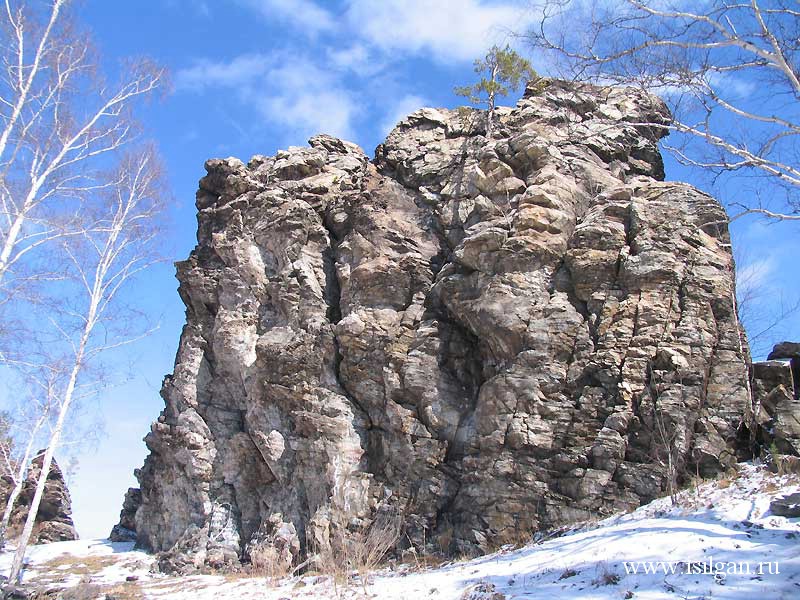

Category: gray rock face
[129, 79, 752, 568]
[109, 487, 140, 542]
[0, 456, 78, 545]
[752, 343, 800, 456]
[766, 340, 799, 401]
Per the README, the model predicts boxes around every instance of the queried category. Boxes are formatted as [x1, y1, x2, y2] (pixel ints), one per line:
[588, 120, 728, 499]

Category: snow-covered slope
[5, 463, 800, 599]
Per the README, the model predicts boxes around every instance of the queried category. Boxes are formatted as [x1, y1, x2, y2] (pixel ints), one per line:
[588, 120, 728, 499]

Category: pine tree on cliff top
[455, 45, 537, 139]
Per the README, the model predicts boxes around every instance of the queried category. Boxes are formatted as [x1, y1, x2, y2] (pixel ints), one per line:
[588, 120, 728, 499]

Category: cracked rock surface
[126, 80, 752, 569]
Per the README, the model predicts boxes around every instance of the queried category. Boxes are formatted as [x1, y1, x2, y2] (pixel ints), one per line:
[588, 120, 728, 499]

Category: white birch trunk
[6, 322, 90, 582]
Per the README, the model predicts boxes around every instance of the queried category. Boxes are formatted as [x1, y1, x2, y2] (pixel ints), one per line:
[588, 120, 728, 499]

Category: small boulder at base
[770, 492, 800, 518]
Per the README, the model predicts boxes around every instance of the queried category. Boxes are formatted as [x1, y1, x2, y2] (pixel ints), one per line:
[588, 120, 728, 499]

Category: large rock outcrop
[125, 79, 752, 569]
[0, 456, 78, 544]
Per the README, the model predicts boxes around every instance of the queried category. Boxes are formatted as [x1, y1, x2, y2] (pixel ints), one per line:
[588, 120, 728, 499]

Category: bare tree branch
[523, 0, 800, 221]
[0, 0, 165, 293]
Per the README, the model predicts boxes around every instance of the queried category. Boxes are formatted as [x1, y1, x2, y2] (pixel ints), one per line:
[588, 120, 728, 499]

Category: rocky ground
[6, 462, 800, 599]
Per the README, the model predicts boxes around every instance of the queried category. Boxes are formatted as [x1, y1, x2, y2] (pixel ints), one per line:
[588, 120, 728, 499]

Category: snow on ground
[5, 462, 800, 599]
[0, 538, 153, 589]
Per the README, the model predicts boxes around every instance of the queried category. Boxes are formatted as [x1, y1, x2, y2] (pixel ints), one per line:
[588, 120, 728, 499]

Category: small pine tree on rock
[455, 45, 537, 138]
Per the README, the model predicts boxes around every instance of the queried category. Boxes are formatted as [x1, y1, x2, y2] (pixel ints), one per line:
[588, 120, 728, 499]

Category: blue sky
[60, 0, 799, 538]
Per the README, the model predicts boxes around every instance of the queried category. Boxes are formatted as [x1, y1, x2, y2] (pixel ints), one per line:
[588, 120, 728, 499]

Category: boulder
[770, 492, 800, 518]
[109, 487, 141, 542]
[751, 343, 800, 457]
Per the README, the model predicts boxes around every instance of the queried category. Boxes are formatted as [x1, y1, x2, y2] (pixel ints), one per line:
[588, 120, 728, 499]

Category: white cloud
[237, 0, 336, 34]
[327, 43, 386, 76]
[176, 54, 357, 142]
[328, 44, 369, 69]
[175, 54, 270, 91]
[176, 2, 541, 146]
[380, 94, 430, 135]
[255, 59, 357, 140]
[706, 72, 757, 98]
[345, 0, 536, 63]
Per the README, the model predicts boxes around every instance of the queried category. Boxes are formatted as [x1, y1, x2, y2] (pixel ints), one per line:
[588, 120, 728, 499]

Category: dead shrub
[436, 517, 455, 555]
[559, 567, 578, 579]
[243, 513, 300, 585]
[593, 562, 620, 586]
[313, 505, 403, 597]
[247, 543, 292, 583]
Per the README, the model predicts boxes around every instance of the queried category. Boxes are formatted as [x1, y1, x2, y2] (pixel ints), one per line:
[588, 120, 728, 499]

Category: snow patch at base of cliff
[5, 462, 800, 599]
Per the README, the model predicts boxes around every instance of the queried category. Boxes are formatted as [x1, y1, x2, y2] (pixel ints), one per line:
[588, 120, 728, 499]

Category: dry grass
[221, 570, 259, 582]
[402, 545, 451, 572]
[762, 480, 780, 493]
[25, 554, 123, 589]
[102, 581, 145, 600]
[592, 562, 620, 586]
[559, 567, 578, 580]
[247, 543, 293, 583]
[141, 578, 206, 591]
[31, 580, 144, 600]
[436, 519, 454, 555]
[773, 454, 800, 477]
[716, 476, 733, 489]
[39, 553, 120, 575]
[82, 581, 143, 600]
[27, 552, 152, 598]
[308, 461, 406, 597]
[314, 507, 403, 597]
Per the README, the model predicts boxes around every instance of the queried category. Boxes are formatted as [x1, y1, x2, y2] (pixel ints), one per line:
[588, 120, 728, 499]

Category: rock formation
[0, 455, 78, 544]
[751, 341, 800, 457]
[109, 487, 140, 542]
[122, 79, 753, 571]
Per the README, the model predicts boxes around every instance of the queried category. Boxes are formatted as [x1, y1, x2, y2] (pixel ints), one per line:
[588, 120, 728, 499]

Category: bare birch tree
[524, 0, 800, 221]
[0, 0, 163, 297]
[0, 3, 166, 569]
[7, 147, 164, 582]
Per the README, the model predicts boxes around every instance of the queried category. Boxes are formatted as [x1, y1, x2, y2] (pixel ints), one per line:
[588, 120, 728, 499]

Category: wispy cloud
[255, 59, 358, 140]
[233, 0, 536, 63]
[175, 54, 269, 91]
[345, 0, 536, 63]
[175, 53, 357, 142]
[327, 44, 385, 77]
[176, 1, 539, 147]
[706, 71, 757, 98]
[737, 257, 775, 291]
[236, 0, 336, 34]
